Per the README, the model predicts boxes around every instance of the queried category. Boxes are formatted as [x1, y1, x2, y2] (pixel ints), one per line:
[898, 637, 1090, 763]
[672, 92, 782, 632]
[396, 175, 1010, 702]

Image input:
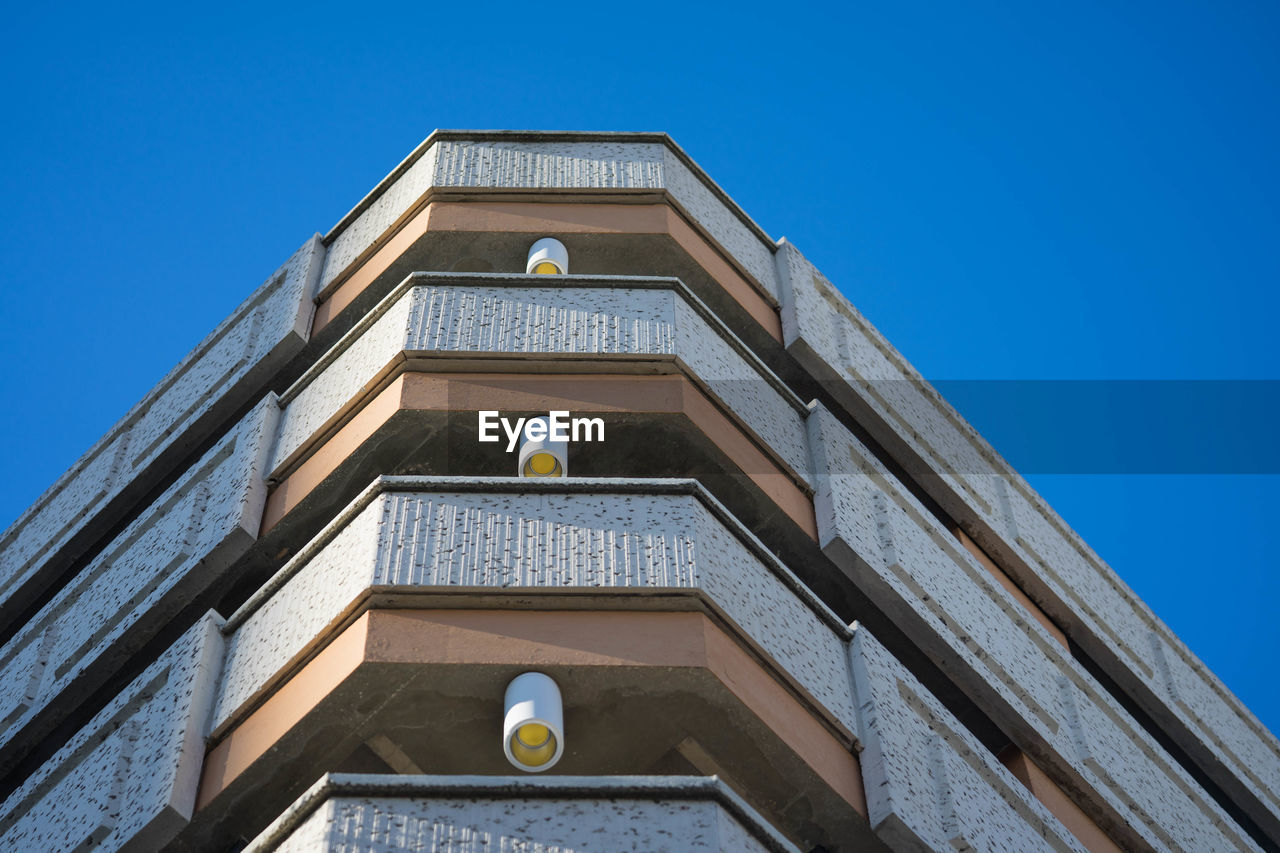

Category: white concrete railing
[268, 274, 810, 488]
[319, 132, 780, 306]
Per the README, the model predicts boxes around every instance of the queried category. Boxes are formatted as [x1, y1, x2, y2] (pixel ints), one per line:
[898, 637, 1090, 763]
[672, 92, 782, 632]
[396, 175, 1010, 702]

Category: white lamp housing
[518, 416, 568, 477]
[526, 237, 569, 275]
[503, 672, 564, 772]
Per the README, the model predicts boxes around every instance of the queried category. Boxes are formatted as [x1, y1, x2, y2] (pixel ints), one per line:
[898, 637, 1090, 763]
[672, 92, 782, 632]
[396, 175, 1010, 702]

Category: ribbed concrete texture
[0, 614, 223, 853]
[213, 478, 853, 737]
[848, 626, 1087, 852]
[778, 237, 1280, 838]
[810, 404, 1259, 851]
[246, 775, 797, 852]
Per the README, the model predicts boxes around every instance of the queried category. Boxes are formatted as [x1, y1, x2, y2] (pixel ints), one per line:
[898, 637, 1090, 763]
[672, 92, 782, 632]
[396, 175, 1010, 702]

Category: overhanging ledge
[243, 773, 803, 853]
[192, 607, 868, 853]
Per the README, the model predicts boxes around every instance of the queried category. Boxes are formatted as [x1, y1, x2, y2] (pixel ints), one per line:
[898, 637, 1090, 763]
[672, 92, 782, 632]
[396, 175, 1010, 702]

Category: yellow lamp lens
[517, 723, 550, 747]
[510, 724, 557, 767]
[522, 452, 562, 477]
[528, 453, 558, 475]
[533, 261, 561, 275]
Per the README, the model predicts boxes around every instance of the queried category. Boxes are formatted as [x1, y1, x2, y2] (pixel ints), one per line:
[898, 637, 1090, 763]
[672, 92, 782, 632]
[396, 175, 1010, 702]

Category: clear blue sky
[0, 0, 1276, 738]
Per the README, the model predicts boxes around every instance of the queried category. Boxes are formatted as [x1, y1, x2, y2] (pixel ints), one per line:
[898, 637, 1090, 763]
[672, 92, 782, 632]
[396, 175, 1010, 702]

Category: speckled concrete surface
[403, 280, 677, 355]
[269, 283, 421, 472]
[0, 614, 223, 853]
[672, 295, 810, 483]
[810, 404, 1258, 851]
[322, 145, 441, 289]
[211, 480, 852, 739]
[269, 278, 810, 486]
[0, 399, 276, 762]
[848, 626, 1087, 852]
[0, 236, 320, 625]
[781, 237, 1280, 837]
[275, 794, 776, 852]
[319, 133, 778, 300]
[246, 774, 796, 853]
[659, 144, 777, 299]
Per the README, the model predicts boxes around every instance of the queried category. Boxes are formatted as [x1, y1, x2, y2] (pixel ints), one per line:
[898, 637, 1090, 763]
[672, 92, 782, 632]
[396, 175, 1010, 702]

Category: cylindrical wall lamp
[526, 237, 569, 275]
[518, 416, 567, 477]
[503, 672, 564, 772]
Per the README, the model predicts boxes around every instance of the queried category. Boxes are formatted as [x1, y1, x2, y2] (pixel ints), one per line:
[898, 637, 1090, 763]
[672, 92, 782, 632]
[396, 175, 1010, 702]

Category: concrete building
[0, 131, 1275, 852]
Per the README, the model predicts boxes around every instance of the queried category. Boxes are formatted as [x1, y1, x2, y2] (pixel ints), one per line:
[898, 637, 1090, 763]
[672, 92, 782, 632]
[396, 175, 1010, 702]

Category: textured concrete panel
[780, 239, 1280, 837]
[671, 295, 809, 484]
[321, 137, 661, 293]
[322, 145, 441, 288]
[269, 284, 421, 471]
[212, 479, 852, 738]
[319, 133, 778, 300]
[0, 237, 321, 625]
[269, 281, 673, 472]
[247, 775, 795, 852]
[659, 145, 778, 299]
[433, 138, 664, 190]
[274, 795, 776, 853]
[269, 278, 810, 485]
[402, 279, 676, 355]
[848, 627, 1087, 853]
[810, 406, 1259, 852]
[0, 400, 277, 759]
[0, 614, 224, 853]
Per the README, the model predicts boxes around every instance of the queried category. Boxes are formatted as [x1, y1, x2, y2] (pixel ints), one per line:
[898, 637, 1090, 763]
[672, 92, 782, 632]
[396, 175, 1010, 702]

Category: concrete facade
[0, 131, 1274, 852]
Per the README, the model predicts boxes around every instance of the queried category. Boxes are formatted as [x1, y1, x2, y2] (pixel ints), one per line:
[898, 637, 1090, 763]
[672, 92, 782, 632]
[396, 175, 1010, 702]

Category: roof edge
[323, 129, 777, 251]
